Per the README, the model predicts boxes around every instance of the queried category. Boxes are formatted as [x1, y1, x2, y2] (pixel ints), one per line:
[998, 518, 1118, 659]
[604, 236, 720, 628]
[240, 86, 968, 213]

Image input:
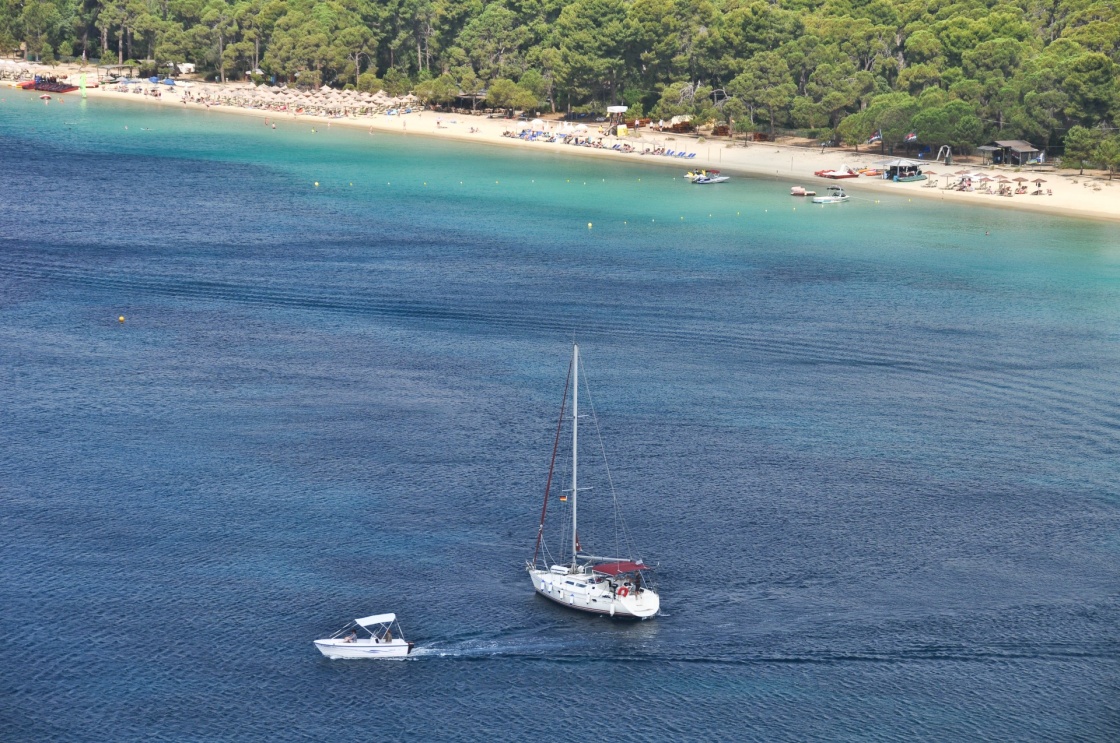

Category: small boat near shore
[313, 613, 414, 659]
[685, 168, 728, 183]
[790, 186, 816, 197]
[812, 186, 850, 204]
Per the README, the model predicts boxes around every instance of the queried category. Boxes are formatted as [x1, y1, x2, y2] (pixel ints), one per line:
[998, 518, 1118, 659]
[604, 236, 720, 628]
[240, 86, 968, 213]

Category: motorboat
[313, 613, 414, 659]
[526, 344, 660, 620]
[812, 186, 850, 204]
[790, 186, 816, 196]
[684, 169, 727, 183]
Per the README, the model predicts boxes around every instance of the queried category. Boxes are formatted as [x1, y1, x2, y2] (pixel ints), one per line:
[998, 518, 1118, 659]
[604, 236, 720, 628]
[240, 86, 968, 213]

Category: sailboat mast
[571, 343, 579, 564]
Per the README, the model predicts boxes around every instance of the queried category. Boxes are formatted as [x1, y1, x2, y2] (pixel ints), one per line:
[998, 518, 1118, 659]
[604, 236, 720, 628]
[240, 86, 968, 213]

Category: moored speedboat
[812, 185, 850, 203]
[685, 168, 727, 183]
[526, 344, 660, 620]
[313, 613, 414, 659]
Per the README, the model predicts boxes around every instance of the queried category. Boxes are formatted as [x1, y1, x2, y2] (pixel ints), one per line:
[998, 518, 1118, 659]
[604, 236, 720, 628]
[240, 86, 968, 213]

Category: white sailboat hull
[313, 638, 412, 659]
[529, 569, 659, 619]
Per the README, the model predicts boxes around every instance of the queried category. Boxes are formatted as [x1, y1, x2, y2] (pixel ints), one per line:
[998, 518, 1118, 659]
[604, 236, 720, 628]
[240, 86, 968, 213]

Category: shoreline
[14, 78, 1120, 224]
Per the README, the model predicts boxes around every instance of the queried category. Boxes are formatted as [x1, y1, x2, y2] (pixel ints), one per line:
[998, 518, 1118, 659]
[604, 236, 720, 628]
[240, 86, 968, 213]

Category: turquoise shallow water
[2, 91, 1119, 741]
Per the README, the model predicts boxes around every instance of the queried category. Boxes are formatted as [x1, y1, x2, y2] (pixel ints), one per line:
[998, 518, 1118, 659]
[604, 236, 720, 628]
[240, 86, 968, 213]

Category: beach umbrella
[1013, 177, 1029, 182]
[1032, 178, 1047, 184]
[530, 118, 544, 129]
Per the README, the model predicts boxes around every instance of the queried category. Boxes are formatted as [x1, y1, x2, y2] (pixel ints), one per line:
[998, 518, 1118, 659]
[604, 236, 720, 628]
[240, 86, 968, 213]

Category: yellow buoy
[314, 182, 319, 187]
[118, 315, 125, 323]
[587, 222, 592, 229]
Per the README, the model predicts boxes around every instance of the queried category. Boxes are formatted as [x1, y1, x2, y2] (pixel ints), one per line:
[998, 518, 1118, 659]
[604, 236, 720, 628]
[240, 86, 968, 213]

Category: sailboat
[526, 344, 660, 619]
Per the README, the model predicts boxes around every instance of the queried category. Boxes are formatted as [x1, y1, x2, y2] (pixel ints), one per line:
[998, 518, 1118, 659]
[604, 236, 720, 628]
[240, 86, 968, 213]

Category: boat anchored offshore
[526, 344, 660, 620]
[812, 185, 851, 204]
[313, 613, 414, 659]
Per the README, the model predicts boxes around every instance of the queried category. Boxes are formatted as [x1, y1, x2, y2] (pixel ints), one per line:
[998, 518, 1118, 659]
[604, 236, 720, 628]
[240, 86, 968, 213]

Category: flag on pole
[867, 129, 882, 144]
[559, 495, 567, 502]
[904, 131, 917, 143]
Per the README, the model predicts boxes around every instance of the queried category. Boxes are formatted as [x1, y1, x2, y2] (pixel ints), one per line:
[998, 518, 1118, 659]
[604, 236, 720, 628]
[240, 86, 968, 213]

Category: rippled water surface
[2, 92, 1118, 741]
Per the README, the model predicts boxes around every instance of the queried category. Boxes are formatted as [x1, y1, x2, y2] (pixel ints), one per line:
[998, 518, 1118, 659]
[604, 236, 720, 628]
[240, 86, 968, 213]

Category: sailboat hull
[529, 569, 659, 619]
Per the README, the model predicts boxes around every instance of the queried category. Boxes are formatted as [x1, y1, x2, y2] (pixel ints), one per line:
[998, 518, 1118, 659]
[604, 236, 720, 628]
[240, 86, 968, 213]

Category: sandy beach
[11, 70, 1119, 223]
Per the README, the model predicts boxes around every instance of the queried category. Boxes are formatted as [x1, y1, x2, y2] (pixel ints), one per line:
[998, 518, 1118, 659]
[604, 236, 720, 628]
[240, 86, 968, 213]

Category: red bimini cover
[593, 561, 647, 575]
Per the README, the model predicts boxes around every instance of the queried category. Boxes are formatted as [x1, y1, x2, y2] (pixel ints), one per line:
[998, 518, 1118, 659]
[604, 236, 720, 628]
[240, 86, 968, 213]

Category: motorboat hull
[812, 196, 850, 203]
[529, 569, 659, 619]
[314, 638, 413, 659]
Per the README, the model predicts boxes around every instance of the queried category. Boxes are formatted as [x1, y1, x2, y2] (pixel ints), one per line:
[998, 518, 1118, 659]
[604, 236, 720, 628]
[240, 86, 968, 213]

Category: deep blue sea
[2, 91, 1118, 741]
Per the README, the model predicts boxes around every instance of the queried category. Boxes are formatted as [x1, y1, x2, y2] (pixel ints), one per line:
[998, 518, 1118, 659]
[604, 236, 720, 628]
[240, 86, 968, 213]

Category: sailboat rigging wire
[532, 356, 572, 567]
[579, 357, 642, 566]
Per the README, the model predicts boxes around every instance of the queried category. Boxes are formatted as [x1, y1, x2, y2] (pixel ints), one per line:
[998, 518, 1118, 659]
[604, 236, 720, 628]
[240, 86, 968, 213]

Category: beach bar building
[979, 140, 1043, 166]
